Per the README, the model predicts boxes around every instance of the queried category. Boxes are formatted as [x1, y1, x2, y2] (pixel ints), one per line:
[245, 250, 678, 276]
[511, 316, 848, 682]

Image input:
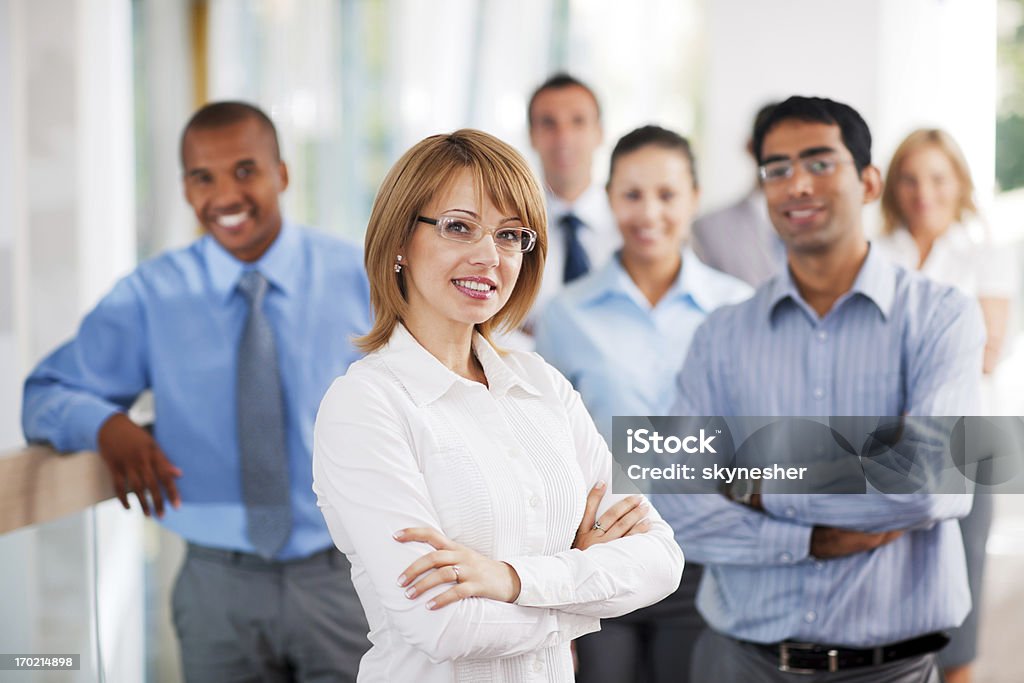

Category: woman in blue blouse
[535, 125, 751, 683]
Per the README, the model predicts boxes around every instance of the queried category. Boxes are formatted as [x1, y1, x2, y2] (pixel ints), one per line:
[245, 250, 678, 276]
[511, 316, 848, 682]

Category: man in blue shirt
[22, 102, 372, 682]
[659, 96, 984, 682]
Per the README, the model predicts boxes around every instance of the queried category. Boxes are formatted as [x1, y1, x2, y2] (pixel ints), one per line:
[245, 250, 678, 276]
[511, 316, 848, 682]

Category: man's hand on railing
[97, 413, 182, 518]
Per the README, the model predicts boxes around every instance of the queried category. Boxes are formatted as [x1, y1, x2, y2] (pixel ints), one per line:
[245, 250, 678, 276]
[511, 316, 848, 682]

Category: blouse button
[529, 495, 541, 508]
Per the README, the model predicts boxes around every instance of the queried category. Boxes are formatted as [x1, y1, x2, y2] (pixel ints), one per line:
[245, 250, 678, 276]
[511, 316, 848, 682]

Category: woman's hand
[394, 528, 521, 610]
[572, 482, 652, 550]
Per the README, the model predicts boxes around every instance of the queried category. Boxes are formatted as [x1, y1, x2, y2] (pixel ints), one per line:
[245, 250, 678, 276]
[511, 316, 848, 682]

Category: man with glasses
[23, 101, 371, 682]
[527, 73, 619, 321]
[657, 96, 983, 682]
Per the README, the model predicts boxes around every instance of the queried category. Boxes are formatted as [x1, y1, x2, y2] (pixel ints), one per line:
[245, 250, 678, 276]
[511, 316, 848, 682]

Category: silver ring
[452, 565, 461, 582]
[592, 520, 605, 532]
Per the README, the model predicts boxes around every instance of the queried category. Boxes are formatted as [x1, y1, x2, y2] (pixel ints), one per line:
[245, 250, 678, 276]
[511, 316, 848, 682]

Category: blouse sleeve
[312, 369, 597, 664]
[501, 361, 684, 618]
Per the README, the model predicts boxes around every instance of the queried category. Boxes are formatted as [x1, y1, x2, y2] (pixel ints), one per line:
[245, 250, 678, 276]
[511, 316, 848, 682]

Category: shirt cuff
[64, 396, 122, 452]
[504, 554, 580, 608]
[556, 611, 600, 642]
[757, 501, 813, 565]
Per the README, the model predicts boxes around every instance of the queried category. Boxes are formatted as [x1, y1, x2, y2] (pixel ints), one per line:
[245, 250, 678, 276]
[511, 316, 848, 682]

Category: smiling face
[761, 120, 880, 256]
[894, 145, 963, 237]
[182, 117, 289, 262]
[401, 169, 525, 339]
[607, 144, 698, 269]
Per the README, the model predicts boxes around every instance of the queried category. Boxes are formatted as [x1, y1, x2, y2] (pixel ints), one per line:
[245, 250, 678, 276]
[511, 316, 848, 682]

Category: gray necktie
[237, 270, 291, 559]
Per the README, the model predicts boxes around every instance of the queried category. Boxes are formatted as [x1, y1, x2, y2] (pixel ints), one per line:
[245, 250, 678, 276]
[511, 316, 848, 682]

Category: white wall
[701, 0, 996, 223]
[875, 0, 997, 212]
[0, 0, 23, 449]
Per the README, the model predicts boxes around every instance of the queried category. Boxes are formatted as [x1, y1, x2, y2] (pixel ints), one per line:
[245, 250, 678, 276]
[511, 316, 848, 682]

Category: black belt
[751, 632, 949, 674]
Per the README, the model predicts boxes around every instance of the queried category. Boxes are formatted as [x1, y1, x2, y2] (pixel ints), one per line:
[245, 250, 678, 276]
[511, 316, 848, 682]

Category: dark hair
[527, 73, 601, 128]
[608, 125, 698, 189]
[752, 96, 872, 174]
[752, 102, 778, 141]
[179, 101, 281, 166]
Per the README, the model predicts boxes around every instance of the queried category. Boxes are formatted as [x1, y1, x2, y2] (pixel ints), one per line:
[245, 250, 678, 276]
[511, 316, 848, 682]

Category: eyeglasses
[417, 215, 538, 253]
[759, 154, 855, 183]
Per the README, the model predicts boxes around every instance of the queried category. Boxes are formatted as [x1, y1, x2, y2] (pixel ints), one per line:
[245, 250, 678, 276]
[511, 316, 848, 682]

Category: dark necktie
[561, 212, 590, 283]
[236, 270, 291, 559]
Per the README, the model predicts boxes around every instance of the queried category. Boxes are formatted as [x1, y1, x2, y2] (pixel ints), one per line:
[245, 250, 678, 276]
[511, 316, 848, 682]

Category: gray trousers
[576, 563, 705, 683]
[939, 491, 994, 668]
[690, 629, 941, 683]
[172, 543, 370, 683]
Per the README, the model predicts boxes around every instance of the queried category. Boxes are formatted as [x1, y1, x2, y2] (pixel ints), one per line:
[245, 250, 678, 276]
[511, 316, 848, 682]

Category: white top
[873, 221, 1017, 298]
[533, 182, 620, 319]
[313, 325, 683, 682]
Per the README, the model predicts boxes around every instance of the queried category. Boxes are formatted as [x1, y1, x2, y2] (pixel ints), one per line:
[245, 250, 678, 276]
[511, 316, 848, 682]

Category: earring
[394, 254, 403, 273]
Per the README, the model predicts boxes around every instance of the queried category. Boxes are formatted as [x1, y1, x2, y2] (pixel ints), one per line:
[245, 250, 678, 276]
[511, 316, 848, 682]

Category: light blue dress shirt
[656, 245, 985, 646]
[535, 249, 752, 444]
[22, 222, 371, 559]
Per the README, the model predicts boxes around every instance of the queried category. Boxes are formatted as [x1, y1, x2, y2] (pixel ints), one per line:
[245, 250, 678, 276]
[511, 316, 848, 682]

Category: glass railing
[0, 447, 180, 682]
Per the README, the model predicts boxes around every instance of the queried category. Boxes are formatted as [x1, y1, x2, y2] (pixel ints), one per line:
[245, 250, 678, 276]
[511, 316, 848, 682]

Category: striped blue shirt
[22, 222, 371, 559]
[656, 245, 985, 646]
[534, 249, 752, 444]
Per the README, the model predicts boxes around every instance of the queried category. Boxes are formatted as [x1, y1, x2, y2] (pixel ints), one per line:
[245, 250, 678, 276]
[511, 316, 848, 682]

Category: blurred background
[1, 0, 1023, 680]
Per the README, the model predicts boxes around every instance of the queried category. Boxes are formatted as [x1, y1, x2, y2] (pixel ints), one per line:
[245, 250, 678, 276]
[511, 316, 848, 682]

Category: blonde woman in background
[312, 129, 683, 682]
[875, 128, 1016, 683]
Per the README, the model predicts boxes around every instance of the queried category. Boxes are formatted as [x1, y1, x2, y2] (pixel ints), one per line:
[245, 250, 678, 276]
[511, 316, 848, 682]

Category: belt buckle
[778, 642, 838, 674]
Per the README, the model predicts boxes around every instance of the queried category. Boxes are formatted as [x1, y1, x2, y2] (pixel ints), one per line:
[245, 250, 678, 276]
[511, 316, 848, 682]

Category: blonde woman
[876, 128, 1015, 683]
[312, 129, 683, 682]
[878, 129, 1012, 374]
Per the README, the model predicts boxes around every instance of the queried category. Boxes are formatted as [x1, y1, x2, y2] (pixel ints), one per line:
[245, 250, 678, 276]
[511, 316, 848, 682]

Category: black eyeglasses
[417, 216, 537, 253]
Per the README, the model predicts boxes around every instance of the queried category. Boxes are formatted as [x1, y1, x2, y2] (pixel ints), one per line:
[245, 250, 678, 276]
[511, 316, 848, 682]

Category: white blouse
[313, 324, 683, 682]
[873, 222, 1017, 298]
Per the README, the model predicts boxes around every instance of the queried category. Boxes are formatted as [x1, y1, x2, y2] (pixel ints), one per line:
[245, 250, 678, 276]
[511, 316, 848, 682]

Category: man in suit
[527, 73, 619, 319]
[691, 103, 784, 287]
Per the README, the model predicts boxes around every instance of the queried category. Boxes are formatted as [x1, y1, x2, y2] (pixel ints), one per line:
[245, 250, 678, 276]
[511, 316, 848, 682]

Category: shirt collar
[380, 324, 542, 407]
[766, 243, 895, 323]
[204, 220, 302, 303]
[677, 249, 724, 313]
[578, 248, 712, 312]
[892, 220, 976, 254]
[547, 182, 607, 231]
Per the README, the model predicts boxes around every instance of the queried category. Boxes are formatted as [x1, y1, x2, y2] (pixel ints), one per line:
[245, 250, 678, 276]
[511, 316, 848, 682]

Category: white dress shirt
[533, 182, 620, 319]
[313, 325, 683, 682]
